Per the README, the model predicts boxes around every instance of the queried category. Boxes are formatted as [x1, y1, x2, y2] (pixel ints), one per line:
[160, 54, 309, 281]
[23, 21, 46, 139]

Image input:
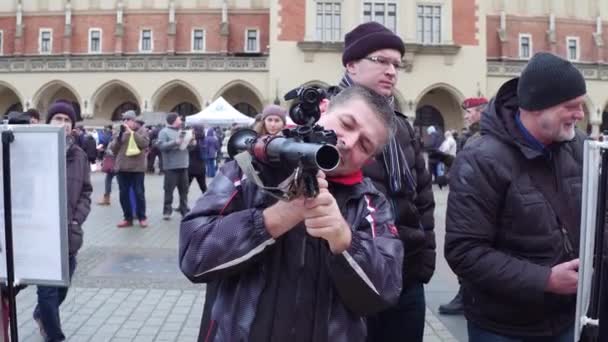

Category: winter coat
[179, 161, 403, 342]
[203, 129, 220, 159]
[458, 122, 481, 151]
[362, 112, 436, 285]
[109, 127, 150, 173]
[188, 137, 206, 176]
[445, 78, 584, 336]
[439, 136, 457, 157]
[66, 142, 93, 255]
[157, 126, 190, 170]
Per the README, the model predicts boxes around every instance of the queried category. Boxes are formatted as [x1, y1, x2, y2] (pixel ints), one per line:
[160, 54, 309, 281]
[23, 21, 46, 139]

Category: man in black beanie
[35, 100, 92, 341]
[445, 52, 586, 341]
[338, 22, 436, 342]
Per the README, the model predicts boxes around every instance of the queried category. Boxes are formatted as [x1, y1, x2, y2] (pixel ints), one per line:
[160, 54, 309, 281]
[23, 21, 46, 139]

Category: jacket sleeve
[109, 136, 120, 155]
[179, 162, 275, 283]
[72, 152, 92, 225]
[327, 190, 403, 316]
[409, 119, 437, 283]
[133, 129, 149, 149]
[444, 151, 552, 302]
[157, 129, 179, 151]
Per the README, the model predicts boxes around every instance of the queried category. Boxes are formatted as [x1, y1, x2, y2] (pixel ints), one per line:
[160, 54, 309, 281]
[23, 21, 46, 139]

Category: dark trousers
[104, 171, 115, 195]
[205, 158, 216, 178]
[147, 147, 162, 172]
[189, 173, 207, 193]
[164, 168, 190, 216]
[468, 322, 574, 342]
[117, 171, 146, 221]
[367, 282, 426, 342]
[34, 255, 76, 342]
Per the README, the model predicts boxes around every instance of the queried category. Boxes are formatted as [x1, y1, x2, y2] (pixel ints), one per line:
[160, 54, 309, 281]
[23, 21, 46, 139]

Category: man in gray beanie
[445, 52, 586, 341]
[338, 22, 436, 342]
[109, 110, 150, 228]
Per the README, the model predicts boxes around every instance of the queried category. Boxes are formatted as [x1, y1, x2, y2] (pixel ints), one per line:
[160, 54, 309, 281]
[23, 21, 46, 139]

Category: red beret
[462, 97, 488, 109]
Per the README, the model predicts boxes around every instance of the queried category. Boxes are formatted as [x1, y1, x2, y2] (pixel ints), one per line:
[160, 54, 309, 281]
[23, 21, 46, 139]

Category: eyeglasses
[363, 56, 406, 70]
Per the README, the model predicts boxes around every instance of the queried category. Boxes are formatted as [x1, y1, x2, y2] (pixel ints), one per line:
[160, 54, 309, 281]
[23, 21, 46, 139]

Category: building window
[567, 36, 579, 61]
[39, 29, 52, 54]
[363, 1, 397, 33]
[316, 2, 341, 41]
[192, 29, 205, 52]
[140, 29, 153, 52]
[416, 4, 441, 44]
[245, 29, 259, 53]
[519, 34, 532, 59]
[89, 28, 102, 53]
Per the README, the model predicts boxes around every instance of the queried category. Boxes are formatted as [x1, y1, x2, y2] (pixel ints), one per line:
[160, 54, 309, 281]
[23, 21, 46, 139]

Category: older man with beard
[445, 52, 586, 341]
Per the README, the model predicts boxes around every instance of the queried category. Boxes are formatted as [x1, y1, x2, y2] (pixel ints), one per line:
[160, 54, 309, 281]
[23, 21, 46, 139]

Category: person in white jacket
[439, 130, 457, 157]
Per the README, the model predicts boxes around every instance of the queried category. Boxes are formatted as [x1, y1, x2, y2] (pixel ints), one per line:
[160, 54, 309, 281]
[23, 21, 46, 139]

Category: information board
[0, 125, 69, 286]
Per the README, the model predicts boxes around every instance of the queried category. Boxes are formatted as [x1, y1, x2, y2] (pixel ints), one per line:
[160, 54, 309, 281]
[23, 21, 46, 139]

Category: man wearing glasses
[338, 22, 436, 342]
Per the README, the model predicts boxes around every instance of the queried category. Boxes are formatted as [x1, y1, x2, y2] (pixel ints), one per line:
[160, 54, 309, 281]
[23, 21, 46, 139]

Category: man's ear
[345, 60, 358, 75]
[319, 98, 330, 115]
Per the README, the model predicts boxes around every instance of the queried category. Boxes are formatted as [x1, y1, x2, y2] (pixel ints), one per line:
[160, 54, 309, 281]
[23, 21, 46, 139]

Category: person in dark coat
[203, 128, 220, 178]
[180, 85, 403, 342]
[439, 96, 488, 315]
[35, 101, 92, 342]
[188, 126, 207, 193]
[147, 124, 163, 173]
[337, 21, 435, 342]
[445, 52, 586, 341]
[458, 97, 488, 151]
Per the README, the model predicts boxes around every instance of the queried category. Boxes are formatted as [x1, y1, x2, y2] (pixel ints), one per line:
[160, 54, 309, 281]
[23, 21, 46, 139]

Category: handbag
[125, 133, 141, 157]
[101, 155, 115, 173]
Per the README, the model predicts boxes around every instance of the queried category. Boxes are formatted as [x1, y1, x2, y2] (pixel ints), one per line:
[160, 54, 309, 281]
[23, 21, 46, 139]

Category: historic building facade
[0, 0, 607, 133]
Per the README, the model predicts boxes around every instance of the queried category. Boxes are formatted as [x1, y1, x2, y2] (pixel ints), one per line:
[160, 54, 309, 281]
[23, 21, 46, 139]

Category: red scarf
[327, 170, 363, 185]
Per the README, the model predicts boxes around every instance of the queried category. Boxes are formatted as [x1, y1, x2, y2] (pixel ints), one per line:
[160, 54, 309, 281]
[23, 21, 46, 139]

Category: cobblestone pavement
[14, 172, 462, 341]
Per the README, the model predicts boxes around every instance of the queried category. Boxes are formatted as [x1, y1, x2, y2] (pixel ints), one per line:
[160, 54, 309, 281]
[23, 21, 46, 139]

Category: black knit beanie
[46, 100, 77, 128]
[517, 52, 586, 111]
[342, 22, 405, 66]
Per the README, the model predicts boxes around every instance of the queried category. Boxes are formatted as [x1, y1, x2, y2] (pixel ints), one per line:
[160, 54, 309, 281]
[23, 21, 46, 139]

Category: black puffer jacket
[362, 112, 436, 285]
[179, 161, 403, 341]
[445, 78, 584, 336]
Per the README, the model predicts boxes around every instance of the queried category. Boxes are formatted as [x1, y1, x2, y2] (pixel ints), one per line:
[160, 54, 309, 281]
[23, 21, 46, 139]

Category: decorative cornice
[0, 8, 268, 17]
[0, 55, 268, 73]
[297, 41, 461, 56]
[487, 59, 608, 80]
[296, 41, 343, 52]
[297, 41, 460, 72]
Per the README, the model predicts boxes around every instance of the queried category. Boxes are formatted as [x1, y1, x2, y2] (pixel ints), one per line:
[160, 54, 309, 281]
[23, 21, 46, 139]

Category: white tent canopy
[185, 97, 254, 127]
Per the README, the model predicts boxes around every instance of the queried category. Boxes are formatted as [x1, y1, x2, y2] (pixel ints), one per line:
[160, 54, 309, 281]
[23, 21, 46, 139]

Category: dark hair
[327, 84, 396, 139]
[25, 108, 40, 120]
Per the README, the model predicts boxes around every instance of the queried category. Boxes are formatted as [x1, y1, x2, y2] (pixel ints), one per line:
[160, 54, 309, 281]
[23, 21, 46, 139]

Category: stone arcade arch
[33, 80, 82, 120]
[152, 80, 202, 116]
[91, 80, 142, 122]
[414, 84, 465, 138]
[214, 80, 264, 117]
[0, 82, 24, 116]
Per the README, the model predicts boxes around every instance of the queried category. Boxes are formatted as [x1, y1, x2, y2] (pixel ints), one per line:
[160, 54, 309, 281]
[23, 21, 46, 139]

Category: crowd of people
[3, 20, 606, 342]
